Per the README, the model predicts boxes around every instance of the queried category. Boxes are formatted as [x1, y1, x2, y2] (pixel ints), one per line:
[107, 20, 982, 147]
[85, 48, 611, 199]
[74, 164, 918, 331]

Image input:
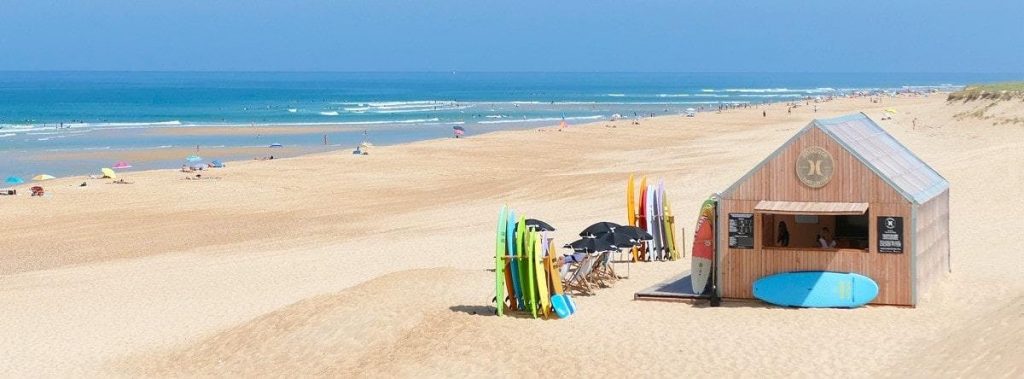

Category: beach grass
[948, 81, 1024, 102]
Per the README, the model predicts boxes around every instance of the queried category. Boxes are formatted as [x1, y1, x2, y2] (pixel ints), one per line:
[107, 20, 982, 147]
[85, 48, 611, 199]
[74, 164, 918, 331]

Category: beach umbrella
[884, 108, 897, 114]
[100, 168, 116, 179]
[112, 161, 132, 169]
[452, 126, 466, 132]
[579, 222, 621, 237]
[4, 176, 25, 185]
[186, 154, 203, 162]
[32, 174, 56, 181]
[564, 234, 617, 252]
[604, 225, 653, 242]
[269, 143, 283, 148]
[525, 218, 556, 232]
[605, 232, 641, 247]
[210, 160, 224, 168]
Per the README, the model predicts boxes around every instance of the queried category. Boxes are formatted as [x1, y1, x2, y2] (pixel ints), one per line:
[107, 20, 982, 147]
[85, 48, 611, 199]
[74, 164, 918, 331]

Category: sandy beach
[1, 94, 1021, 377]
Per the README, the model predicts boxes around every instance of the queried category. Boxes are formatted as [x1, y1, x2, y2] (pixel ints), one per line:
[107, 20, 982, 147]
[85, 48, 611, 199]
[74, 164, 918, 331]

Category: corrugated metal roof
[754, 200, 869, 215]
[814, 113, 948, 205]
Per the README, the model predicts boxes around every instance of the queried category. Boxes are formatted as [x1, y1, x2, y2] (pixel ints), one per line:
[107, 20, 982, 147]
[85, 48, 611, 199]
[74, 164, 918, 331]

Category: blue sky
[1, 0, 1021, 72]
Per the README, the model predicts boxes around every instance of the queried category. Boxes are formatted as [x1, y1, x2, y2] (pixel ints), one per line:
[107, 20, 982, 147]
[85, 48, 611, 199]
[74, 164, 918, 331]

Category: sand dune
[1, 94, 1022, 377]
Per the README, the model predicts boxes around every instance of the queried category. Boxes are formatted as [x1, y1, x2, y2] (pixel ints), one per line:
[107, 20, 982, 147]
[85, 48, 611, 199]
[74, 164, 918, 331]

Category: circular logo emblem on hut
[796, 146, 834, 188]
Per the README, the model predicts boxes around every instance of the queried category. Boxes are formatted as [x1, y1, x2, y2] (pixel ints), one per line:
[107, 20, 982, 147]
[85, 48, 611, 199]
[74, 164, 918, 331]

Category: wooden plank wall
[717, 126, 916, 305]
[723, 128, 908, 204]
[914, 189, 950, 300]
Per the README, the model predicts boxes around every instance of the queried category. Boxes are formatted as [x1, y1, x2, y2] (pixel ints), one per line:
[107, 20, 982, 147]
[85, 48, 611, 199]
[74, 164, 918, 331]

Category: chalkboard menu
[728, 213, 754, 249]
[877, 216, 904, 254]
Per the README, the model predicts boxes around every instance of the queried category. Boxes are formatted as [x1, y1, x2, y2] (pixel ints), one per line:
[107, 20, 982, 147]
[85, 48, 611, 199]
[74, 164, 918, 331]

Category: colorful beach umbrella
[32, 174, 56, 181]
[101, 168, 116, 179]
[4, 176, 25, 185]
[112, 161, 132, 169]
[186, 155, 203, 162]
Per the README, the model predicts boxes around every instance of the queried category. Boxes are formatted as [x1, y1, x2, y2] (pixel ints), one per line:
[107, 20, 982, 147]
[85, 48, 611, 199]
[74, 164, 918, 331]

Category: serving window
[752, 200, 871, 251]
[762, 213, 869, 250]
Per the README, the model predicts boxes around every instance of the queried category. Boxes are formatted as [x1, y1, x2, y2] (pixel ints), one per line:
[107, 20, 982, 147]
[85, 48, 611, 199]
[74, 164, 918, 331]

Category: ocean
[1, 71, 1020, 179]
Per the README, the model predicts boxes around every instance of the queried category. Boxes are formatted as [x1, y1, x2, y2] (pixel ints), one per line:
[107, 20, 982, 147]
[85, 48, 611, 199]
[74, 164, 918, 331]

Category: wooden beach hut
[715, 113, 949, 306]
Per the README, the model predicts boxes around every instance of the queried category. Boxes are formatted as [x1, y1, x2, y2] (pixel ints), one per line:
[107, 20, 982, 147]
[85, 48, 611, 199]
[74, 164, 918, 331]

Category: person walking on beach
[763, 110, 766, 117]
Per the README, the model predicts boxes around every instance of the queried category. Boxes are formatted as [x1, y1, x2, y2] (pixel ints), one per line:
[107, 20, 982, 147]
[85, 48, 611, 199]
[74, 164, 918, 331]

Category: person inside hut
[817, 227, 837, 249]
[776, 221, 790, 247]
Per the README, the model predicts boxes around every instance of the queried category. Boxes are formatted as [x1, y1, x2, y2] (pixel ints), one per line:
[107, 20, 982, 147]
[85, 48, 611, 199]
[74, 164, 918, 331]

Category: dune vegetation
[947, 81, 1024, 102]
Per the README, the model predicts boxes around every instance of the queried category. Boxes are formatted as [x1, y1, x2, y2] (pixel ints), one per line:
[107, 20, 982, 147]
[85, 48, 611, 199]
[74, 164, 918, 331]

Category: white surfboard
[645, 186, 656, 262]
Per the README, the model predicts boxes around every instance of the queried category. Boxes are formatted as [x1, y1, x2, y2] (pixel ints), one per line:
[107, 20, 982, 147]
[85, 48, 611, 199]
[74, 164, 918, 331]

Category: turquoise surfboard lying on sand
[753, 271, 879, 308]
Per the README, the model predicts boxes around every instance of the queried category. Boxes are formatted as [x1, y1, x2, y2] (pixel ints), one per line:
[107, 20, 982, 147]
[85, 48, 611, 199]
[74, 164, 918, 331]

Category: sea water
[1, 71, 1019, 178]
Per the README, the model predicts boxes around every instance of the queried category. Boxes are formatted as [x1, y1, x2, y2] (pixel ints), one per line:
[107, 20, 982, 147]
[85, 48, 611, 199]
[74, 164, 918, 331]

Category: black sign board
[728, 213, 754, 249]
[877, 216, 904, 254]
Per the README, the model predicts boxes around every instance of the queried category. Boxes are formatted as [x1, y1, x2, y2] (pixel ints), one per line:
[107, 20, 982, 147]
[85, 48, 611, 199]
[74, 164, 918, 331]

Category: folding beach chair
[590, 250, 618, 287]
[563, 253, 597, 295]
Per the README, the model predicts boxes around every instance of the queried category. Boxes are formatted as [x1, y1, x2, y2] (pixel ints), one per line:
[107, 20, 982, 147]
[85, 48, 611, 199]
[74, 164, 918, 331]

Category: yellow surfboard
[663, 197, 678, 260]
[627, 175, 638, 262]
[533, 231, 551, 318]
[545, 239, 564, 295]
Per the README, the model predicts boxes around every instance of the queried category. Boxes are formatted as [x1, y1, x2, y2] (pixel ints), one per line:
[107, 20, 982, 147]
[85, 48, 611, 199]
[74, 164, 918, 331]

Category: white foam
[477, 115, 604, 125]
[89, 120, 183, 127]
[287, 108, 298, 113]
[0, 133, 15, 138]
[607, 93, 625, 97]
[738, 94, 803, 98]
[319, 111, 340, 116]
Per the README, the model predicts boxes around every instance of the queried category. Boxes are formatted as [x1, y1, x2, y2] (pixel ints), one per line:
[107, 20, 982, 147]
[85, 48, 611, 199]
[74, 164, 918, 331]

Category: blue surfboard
[551, 294, 574, 319]
[507, 211, 524, 309]
[753, 271, 879, 308]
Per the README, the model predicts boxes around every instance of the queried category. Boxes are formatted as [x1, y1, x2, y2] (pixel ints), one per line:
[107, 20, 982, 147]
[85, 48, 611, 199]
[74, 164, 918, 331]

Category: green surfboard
[517, 216, 535, 317]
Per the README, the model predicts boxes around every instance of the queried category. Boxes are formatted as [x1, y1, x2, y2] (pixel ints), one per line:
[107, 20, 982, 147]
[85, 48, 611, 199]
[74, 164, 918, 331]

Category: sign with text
[728, 213, 754, 249]
[877, 216, 904, 254]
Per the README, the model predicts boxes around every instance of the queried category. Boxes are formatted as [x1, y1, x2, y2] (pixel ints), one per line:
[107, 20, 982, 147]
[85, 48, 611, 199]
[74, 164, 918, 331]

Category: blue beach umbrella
[5, 176, 25, 185]
[210, 160, 224, 168]
[269, 143, 283, 148]
[186, 154, 203, 162]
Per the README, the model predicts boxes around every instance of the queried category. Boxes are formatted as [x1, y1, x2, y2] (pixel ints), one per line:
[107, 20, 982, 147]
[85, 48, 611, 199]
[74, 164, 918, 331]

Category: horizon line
[0, 70, 1021, 75]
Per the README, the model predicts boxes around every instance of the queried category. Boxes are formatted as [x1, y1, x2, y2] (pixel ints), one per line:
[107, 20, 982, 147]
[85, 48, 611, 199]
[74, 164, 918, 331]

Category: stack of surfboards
[494, 206, 576, 319]
[626, 175, 679, 262]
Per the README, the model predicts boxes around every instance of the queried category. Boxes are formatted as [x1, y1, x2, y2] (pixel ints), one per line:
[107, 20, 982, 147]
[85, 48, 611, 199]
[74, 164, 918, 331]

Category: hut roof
[721, 113, 948, 205]
[814, 113, 947, 204]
